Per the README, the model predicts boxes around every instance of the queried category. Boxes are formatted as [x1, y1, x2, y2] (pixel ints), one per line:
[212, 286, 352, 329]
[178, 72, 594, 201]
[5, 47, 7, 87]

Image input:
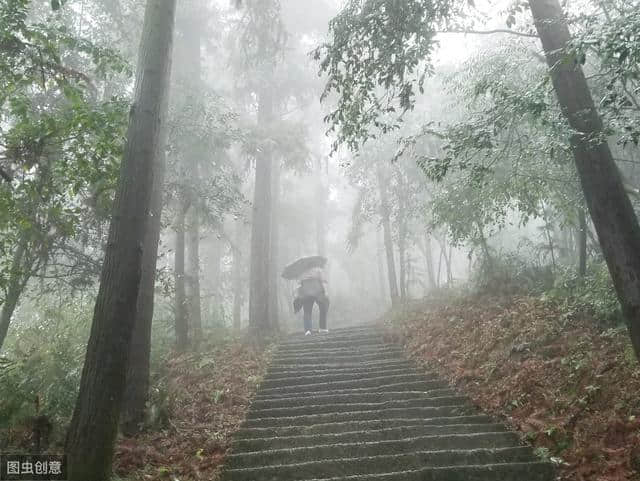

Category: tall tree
[317, 0, 640, 359]
[377, 165, 399, 306]
[242, 0, 287, 337]
[528, 0, 640, 359]
[121, 126, 168, 435]
[183, 12, 204, 341]
[65, 1, 177, 479]
[232, 219, 245, 330]
[174, 201, 189, 350]
[269, 155, 281, 330]
[249, 84, 274, 334]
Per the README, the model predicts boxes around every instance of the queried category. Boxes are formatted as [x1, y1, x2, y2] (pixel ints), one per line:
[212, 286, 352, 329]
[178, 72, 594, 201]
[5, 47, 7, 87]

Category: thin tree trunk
[208, 235, 222, 324]
[436, 244, 443, 288]
[443, 244, 452, 286]
[269, 157, 280, 331]
[529, 0, 640, 360]
[398, 212, 407, 301]
[121, 125, 167, 436]
[174, 201, 189, 351]
[578, 207, 587, 277]
[544, 217, 557, 272]
[0, 242, 28, 351]
[249, 87, 273, 336]
[376, 229, 387, 304]
[182, 8, 203, 341]
[476, 224, 493, 281]
[232, 221, 243, 331]
[424, 234, 436, 289]
[65, 1, 176, 479]
[398, 243, 406, 300]
[186, 202, 202, 341]
[377, 167, 399, 306]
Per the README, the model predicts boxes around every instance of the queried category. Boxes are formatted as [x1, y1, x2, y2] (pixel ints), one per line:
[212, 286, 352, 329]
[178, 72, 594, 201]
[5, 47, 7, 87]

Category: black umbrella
[282, 256, 327, 280]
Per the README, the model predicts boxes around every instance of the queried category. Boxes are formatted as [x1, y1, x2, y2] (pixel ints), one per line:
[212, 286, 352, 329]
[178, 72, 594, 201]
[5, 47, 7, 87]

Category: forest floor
[383, 292, 640, 481]
[114, 337, 274, 481]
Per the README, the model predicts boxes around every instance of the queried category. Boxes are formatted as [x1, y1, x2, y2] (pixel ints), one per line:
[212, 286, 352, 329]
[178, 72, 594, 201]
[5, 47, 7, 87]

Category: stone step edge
[222, 446, 537, 475]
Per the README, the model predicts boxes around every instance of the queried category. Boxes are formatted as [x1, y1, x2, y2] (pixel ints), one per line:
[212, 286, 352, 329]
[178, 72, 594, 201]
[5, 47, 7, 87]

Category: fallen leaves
[386, 293, 640, 481]
[113, 337, 274, 481]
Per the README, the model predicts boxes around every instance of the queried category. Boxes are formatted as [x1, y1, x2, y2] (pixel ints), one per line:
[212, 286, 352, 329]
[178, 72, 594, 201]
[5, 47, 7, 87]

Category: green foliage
[569, 1, 640, 148]
[546, 263, 623, 325]
[0, 300, 91, 434]
[314, 0, 463, 151]
[0, 0, 131, 309]
[470, 250, 554, 295]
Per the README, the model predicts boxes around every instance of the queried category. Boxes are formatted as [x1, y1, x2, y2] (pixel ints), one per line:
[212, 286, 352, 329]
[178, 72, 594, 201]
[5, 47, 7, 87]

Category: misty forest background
[1, 0, 640, 480]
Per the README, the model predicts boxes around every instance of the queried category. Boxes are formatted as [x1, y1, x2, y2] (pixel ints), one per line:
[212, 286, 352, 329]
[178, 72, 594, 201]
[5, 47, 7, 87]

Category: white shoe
[319, 329, 329, 334]
[305, 330, 312, 336]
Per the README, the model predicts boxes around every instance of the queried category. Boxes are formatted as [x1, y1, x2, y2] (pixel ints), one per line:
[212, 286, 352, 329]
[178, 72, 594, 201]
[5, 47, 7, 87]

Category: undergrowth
[386, 290, 640, 481]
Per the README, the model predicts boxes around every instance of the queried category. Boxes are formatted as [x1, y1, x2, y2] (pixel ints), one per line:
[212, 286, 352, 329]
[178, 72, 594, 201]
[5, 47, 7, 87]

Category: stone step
[233, 423, 509, 452]
[234, 415, 495, 439]
[259, 373, 435, 392]
[266, 359, 414, 374]
[256, 379, 449, 398]
[271, 351, 404, 365]
[248, 396, 469, 419]
[243, 405, 475, 429]
[250, 390, 458, 409]
[263, 366, 424, 382]
[280, 337, 390, 350]
[221, 447, 537, 481]
[220, 326, 554, 481]
[225, 432, 522, 468]
[302, 462, 555, 481]
[276, 345, 401, 357]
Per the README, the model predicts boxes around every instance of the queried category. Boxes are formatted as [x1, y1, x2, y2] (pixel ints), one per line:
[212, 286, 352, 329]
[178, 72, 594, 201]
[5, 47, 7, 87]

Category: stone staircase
[221, 326, 554, 481]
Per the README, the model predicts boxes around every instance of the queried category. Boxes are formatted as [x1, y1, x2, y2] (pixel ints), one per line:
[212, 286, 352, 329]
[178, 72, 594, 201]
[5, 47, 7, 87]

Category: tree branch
[439, 28, 539, 39]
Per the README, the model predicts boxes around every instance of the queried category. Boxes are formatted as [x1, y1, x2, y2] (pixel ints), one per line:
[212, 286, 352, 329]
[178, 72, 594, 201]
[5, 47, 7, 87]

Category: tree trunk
[398, 225, 407, 301]
[65, 1, 176, 479]
[436, 244, 443, 288]
[174, 202, 188, 351]
[424, 234, 436, 290]
[269, 156, 280, 331]
[0, 242, 28, 351]
[529, 0, 640, 360]
[476, 224, 493, 281]
[377, 167, 399, 306]
[208, 235, 222, 325]
[249, 87, 274, 336]
[376, 229, 387, 304]
[186, 203, 202, 341]
[232, 220, 243, 331]
[121, 125, 167, 436]
[578, 207, 587, 277]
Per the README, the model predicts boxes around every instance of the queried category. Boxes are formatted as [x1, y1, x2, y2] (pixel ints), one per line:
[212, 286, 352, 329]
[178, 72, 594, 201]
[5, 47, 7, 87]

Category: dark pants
[303, 296, 330, 332]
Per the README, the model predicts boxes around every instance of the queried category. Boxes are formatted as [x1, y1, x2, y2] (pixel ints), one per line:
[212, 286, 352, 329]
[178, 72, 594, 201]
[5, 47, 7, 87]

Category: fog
[2, 0, 640, 475]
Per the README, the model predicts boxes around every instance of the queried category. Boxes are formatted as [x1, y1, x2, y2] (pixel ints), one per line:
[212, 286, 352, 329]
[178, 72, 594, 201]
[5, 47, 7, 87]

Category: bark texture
[529, 0, 640, 360]
[174, 203, 189, 351]
[578, 207, 587, 277]
[187, 202, 202, 339]
[377, 167, 399, 306]
[121, 127, 167, 435]
[269, 155, 280, 331]
[65, 1, 177, 479]
[249, 87, 274, 335]
[232, 220, 244, 330]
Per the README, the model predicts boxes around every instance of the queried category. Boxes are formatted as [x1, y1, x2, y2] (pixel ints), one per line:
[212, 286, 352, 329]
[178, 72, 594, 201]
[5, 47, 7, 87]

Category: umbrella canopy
[282, 256, 327, 280]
